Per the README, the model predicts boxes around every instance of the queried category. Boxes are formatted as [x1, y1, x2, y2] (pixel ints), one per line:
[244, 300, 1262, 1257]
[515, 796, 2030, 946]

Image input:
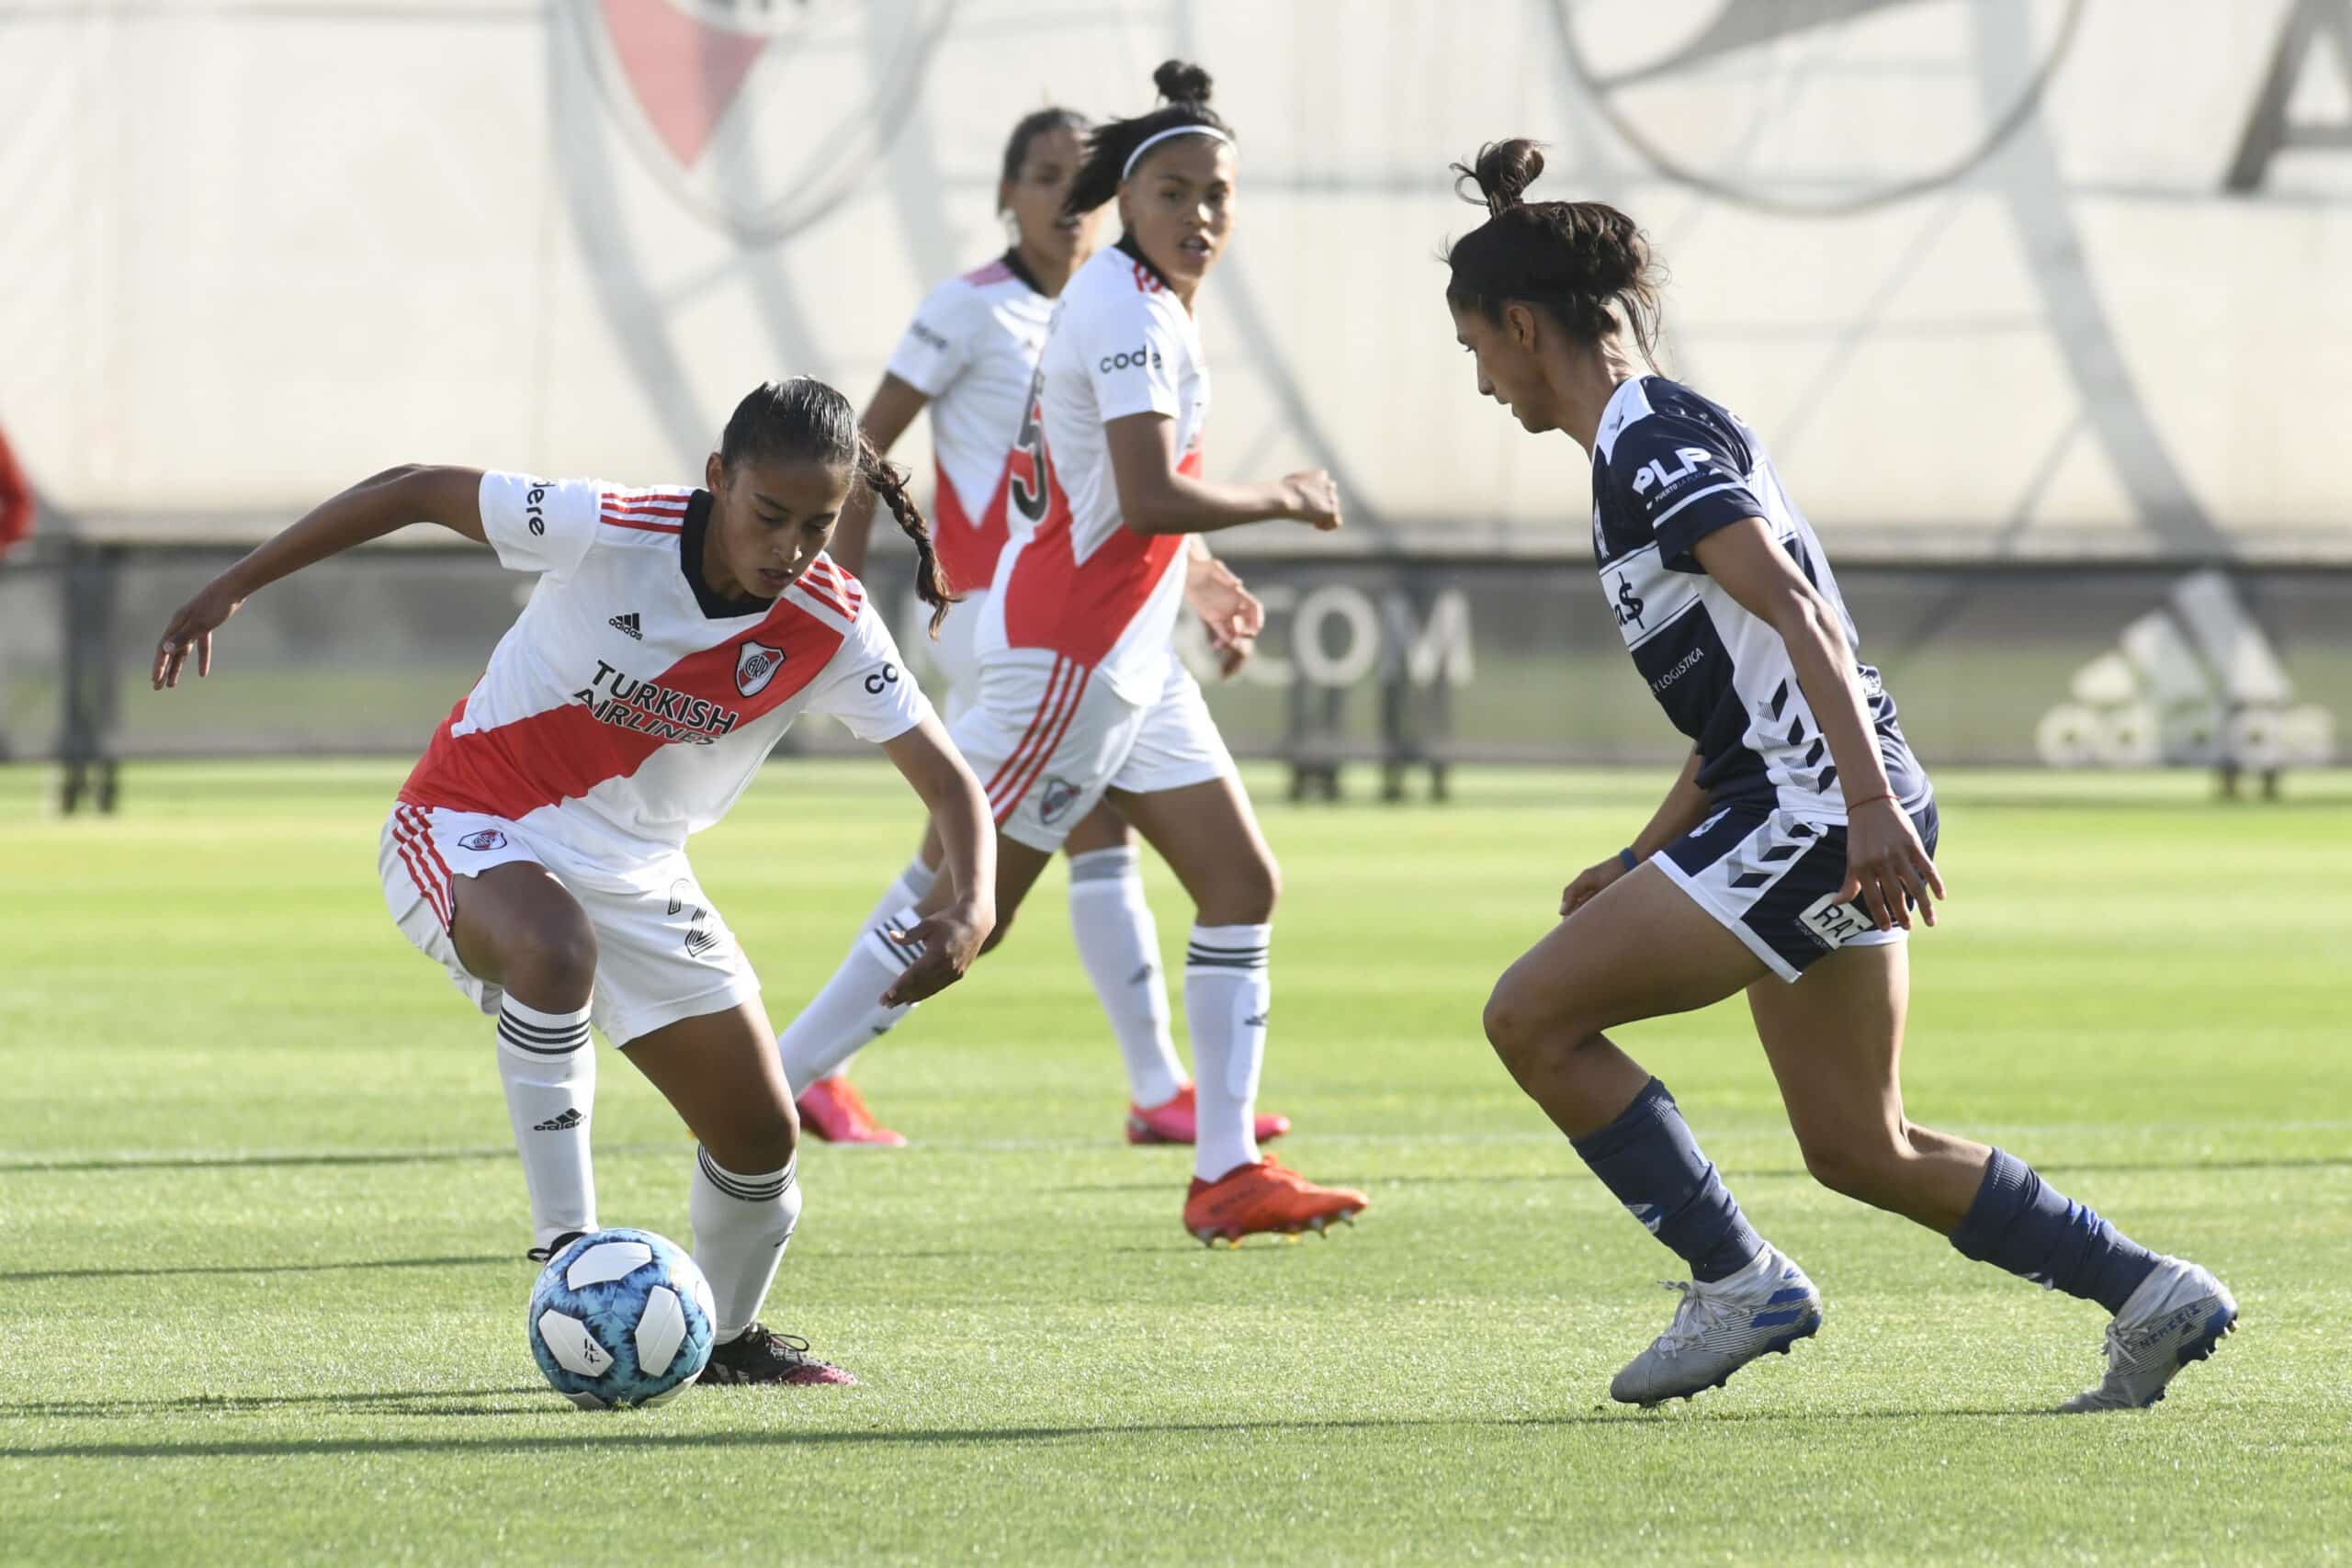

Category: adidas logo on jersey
[608, 612, 643, 640]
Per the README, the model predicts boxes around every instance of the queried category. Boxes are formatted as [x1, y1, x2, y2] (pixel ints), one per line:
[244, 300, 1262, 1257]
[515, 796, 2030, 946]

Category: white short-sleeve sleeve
[883, 280, 978, 399]
[804, 599, 934, 743]
[477, 472, 599, 577]
[1079, 289, 1184, 424]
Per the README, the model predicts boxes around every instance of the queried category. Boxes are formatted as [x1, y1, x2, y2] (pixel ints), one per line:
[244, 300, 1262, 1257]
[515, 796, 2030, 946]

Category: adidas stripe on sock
[496, 998, 597, 1251]
[691, 1146, 802, 1343]
[1184, 924, 1271, 1182]
[775, 906, 924, 1092]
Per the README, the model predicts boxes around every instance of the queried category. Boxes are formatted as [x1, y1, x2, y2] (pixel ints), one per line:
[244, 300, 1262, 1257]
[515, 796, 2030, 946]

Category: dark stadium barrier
[6, 539, 2344, 811]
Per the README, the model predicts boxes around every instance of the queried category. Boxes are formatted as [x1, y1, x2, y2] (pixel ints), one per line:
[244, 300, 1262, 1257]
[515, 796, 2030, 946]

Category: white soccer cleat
[2058, 1256, 2236, 1414]
[1609, 1244, 1822, 1407]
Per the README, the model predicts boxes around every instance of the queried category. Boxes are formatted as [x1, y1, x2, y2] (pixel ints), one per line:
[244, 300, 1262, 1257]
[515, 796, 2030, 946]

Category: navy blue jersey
[1589, 376, 1930, 814]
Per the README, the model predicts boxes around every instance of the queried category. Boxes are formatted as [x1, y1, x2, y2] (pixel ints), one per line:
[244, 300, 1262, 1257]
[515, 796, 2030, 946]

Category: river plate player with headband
[789, 103, 1291, 1156]
[150, 378, 998, 1386]
[776, 61, 1368, 1246]
[1442, 139, 2235, 1412]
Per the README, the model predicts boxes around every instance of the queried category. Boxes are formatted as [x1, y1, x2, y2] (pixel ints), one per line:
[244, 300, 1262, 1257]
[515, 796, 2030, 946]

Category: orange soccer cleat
[796, 1077, 907, 1147]
[1182, 1157, 1368, 1247]
[1126, 1084, 1292, 1147]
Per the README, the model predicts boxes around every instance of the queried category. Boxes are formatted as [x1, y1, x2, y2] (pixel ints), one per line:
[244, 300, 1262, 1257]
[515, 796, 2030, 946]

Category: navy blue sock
[1570, 1078, 1764, 1283]
[1949, 1148, 2160, 1314]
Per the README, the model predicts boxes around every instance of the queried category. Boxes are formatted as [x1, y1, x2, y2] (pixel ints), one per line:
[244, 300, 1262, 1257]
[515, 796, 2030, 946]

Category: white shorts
[955, 649, 1236, 852]
[379, 803, 761, 1046]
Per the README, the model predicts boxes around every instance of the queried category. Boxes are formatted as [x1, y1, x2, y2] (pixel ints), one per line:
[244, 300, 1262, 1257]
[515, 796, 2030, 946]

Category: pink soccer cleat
[1125, 1084, 1291, 1147]
[797, 1077, 907, 1146]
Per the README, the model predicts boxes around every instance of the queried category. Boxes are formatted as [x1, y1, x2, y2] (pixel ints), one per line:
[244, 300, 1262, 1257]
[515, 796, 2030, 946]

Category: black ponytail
[1443, 139, 1667, 370]
[1064, 59, 1234, 219]
[718, 378, 957, 637]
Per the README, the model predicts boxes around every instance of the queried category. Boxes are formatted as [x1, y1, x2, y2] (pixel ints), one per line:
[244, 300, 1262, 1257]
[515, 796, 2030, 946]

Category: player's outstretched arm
[1559, 748, 1710, 916]
[1693, 517, 1945, 931]
[1104, 413, 1340, 537]
[830, 375, 931, 578]
[875, 713, 998, 1006]
[152, 465, 487, 689]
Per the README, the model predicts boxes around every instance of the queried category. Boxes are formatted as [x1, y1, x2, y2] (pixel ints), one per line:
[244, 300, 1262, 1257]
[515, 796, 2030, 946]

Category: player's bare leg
[623, 1000, 852, 1387]
[1484, 865, 1819, 1404]
[1751, 943, 2234, 1412]
[1113, 777, 1359, 1244]
[450, 862, 602, 1259]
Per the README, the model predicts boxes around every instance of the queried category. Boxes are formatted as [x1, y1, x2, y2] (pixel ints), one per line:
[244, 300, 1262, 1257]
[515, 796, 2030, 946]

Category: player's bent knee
[502, 911, 598, 1005]
[1798, 1132, 1905, 1202]
[709, 1100, 797, 1175]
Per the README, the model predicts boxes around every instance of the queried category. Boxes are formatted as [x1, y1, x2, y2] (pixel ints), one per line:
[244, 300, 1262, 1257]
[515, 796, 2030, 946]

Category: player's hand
[877, 896, 995, 1007]
[1839, 796, 1945, 932]
[1560, 855, 1632, 917]
[152, 574, 247, 690]
[1213, 633, 1254, 680]
[1279, 469, 1342, 531]
[1185, 556, 1264, 666]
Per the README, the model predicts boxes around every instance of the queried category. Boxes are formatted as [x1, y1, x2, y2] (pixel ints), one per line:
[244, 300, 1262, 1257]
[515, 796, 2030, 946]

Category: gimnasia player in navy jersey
[1442, 140, 2234, 1412]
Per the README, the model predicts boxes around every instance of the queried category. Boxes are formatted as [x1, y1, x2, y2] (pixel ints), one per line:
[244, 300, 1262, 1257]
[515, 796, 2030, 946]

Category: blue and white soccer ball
[526, 1227, 717, 1409]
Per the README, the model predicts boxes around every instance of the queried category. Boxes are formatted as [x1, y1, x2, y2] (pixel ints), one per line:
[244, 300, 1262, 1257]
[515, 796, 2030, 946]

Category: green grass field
[4, 761, 2348, 1565]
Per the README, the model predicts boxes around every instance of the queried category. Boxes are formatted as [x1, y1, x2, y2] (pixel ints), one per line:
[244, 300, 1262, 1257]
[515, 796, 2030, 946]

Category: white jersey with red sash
[398, 472, 929, 869]
[883, 254, 1055, 599]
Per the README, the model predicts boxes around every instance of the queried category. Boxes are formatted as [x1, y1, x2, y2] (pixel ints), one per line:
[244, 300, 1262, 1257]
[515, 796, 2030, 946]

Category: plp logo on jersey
[736, 639, 786, 696]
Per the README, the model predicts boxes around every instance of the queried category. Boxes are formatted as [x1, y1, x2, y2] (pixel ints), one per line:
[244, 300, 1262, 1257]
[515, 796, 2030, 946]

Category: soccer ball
[526, 1228, 717, 1409]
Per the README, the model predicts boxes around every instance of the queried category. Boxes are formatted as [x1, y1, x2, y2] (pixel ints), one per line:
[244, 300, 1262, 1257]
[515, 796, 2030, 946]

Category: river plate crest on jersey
[736, 639, 785, 697]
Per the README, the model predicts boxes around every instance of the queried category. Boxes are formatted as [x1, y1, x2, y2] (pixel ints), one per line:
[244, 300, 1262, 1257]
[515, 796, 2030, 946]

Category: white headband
[1121, 125, 1233, 182]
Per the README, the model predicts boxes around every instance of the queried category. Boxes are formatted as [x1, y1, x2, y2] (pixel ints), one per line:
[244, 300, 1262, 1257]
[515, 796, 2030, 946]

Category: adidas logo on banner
[2037, 571, 2334, 770]
[608, 612, 642, 640]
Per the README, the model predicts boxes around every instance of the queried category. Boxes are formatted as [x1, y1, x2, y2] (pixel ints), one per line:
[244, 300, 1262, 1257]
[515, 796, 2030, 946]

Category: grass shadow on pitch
[0, 1386, 551, 1421]
[0, 1254, 512, 1284]
[0, 1142, 681, 1176]
[0, 1406, 2073, 1461]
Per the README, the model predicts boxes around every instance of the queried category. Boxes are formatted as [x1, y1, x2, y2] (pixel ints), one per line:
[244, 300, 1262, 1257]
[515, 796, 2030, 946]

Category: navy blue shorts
[1653, 796, 1941, 982]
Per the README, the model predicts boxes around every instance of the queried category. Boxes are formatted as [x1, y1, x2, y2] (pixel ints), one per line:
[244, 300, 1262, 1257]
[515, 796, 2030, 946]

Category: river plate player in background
[797, 105, 1290, 1154]
[781, 62, 1368, 1245]
[150, 378, 998, 1386]
[1443, 141, 2235, 1412]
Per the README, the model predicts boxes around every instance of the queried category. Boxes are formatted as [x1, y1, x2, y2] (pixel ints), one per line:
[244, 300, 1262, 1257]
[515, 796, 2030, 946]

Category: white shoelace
[1650, 1279, 1739, 1357]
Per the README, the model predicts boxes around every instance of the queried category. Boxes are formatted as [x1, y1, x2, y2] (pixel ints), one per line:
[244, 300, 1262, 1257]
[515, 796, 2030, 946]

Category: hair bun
[1452, 139, 1545, 218]
[1152, 59, 1214, 107]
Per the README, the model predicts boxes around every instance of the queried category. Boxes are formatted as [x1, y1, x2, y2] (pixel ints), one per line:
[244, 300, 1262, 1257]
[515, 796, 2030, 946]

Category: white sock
[776, 906, 922, 1093]
[819, 859, 938, 1084]
[1183, 923, 1271, 1183]
[495, 997, 597, 1250]
[690, 1146, 802, 1343]
[1067, 846, 1186, 1108]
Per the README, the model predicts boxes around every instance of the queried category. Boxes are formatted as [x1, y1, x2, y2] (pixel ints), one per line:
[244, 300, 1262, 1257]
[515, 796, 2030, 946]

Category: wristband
[1617, 847, 1640, 873]
[1844, 792, 1895, 813]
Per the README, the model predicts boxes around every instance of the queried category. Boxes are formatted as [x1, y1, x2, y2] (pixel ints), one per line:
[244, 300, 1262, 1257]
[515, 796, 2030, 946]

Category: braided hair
[1444, 140, 1666, 371]
[718, 378, 956, 636]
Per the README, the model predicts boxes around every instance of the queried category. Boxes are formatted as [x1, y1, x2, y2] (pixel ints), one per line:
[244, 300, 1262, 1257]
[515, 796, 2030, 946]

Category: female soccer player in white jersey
[1443, 141, 2233, 1412]
[149, 378, 997, 1385]
[787, 105, 1292, 1155]
[781, 62, 1367, 1245]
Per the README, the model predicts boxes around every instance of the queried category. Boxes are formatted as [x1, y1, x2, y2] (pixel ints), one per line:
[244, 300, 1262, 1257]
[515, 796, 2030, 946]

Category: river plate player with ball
[152, 378, 998, 1387]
